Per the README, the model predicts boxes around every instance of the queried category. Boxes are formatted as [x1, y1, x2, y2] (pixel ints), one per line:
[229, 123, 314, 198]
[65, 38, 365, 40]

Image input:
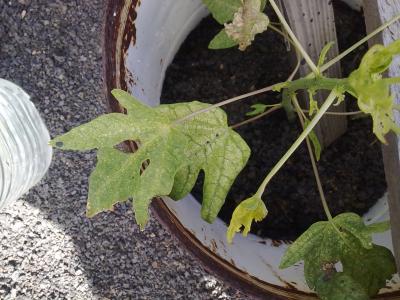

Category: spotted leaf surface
[280, 213, 395, 300]
[51, 89, 250, 228]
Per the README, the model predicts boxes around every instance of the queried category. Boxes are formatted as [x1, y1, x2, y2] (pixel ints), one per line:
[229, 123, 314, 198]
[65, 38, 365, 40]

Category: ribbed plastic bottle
[0, 79, 52, 209]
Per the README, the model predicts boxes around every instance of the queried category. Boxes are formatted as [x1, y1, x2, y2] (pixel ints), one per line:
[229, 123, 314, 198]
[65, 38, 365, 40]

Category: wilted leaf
[52, 89, 250, 228]
[227, 196, 267, 243]
[224, 0, 269, 51]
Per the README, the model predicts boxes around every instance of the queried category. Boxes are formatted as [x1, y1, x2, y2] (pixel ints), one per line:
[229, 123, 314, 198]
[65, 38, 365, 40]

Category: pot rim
[101, 1, 400, 299]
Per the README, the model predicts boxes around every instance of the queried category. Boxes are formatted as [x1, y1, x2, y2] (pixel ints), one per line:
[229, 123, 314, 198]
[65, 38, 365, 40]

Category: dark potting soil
[160, 1, 386, 240]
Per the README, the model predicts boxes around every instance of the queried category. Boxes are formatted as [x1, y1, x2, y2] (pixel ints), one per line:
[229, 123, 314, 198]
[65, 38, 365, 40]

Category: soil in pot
[160, 1, 386, 240]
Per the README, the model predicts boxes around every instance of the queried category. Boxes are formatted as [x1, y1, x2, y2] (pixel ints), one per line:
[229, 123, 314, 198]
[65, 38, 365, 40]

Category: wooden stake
[364, 0, 400, 273]
[281, 0, 347, 148]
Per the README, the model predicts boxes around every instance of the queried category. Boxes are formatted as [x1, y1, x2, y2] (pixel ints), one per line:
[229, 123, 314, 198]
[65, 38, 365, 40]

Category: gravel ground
[0, 1, 245, 299]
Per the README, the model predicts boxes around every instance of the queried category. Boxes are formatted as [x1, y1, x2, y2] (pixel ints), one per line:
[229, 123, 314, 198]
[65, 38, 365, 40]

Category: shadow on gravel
[0, 1, 236, 299]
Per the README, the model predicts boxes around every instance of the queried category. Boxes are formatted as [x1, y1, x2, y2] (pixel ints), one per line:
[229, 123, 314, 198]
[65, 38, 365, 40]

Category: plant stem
[292, 96, 333, 221]
[230, 104, 282, 129]
[318, 12, 400, 75]
[269, 0, 319, 74]
[255, 90, 337, 198]
[174, 84, 277, 124]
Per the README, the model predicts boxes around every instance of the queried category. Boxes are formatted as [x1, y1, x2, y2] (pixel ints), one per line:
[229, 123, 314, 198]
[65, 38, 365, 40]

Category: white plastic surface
[0, 79, 52, 209]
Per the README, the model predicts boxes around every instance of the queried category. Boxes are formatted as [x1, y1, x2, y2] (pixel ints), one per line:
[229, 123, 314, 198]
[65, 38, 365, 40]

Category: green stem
[269, 0, 319, 74]
[230, 104, 282, 129]
[292, 96, 333, 221]
[255, 90, 337, 198]
[174, 83, 276, 124]
[317, 12, 400, 75]
[285, 77, 350, 93]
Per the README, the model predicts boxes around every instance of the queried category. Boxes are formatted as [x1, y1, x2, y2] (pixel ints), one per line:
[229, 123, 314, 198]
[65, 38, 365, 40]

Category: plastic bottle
[0, 78, 52, 209]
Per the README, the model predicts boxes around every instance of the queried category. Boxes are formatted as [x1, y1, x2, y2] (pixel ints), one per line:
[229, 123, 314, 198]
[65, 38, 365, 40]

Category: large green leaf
[51, 89, 250, 228]
[280, 213, 396, 300]
[202, 0, 242, 24]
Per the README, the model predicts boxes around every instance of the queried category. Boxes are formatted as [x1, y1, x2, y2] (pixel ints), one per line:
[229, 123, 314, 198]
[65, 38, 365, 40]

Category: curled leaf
[349, 41, 400, 143]
[224, 0, 269, 51]
[317, 42, 335, 69]
[227, 196, 268, 243]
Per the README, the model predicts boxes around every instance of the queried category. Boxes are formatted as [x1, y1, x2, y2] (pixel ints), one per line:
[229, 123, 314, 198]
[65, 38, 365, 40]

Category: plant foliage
[204, 0, 269, 50]
[51, 2, 400, 299]
[280, 213, 396, 299]
[51, 90, 250, 229]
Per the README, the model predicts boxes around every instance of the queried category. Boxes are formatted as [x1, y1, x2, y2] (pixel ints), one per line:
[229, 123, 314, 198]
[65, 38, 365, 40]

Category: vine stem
[174, 84, 276, 125]
[230, 104, 282, 129]
[255, 90, 337, 198]
[269, 0, 319, 74]
[292, 95, 333, 221]
[318, 12, 400, 75]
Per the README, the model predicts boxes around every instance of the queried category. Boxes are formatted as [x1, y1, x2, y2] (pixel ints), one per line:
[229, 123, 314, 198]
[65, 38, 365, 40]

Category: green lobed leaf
[224, 0, 269, 51]
[304, 119, 322, 161]
[52, 89, 250, 229]
[226, 196, 268, 243]
[209, 29, 238, 50]
[202, 0, 242, 24]
[280, 213, 396, 300]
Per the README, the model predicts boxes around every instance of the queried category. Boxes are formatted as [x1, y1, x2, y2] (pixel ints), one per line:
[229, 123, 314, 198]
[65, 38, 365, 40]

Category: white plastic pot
[103, 1, 400, 298]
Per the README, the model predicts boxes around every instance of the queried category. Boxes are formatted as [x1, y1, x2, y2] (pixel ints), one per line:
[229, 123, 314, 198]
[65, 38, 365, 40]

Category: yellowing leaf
[224, 0, 269, 51]
[349, 41, 400, 143]
[52, 89, 250, 229]
[227, 196, 267, 243]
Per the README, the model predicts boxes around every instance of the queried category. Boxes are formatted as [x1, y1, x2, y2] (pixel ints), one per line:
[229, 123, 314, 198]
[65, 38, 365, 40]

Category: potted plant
[54, 0, 400, 299]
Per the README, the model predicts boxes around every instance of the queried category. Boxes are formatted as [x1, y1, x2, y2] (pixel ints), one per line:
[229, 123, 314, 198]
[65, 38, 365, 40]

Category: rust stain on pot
[126, 68, 136, 88]
[230, 259, 236, 267]
[210, 239, 218, 253]
[115, 0, 140, 91]
[260, 256, 297, 290]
